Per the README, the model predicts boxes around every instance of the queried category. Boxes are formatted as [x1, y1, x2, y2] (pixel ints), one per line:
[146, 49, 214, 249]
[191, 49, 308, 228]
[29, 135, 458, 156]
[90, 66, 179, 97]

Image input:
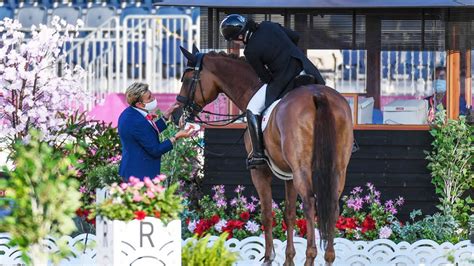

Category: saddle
[294, 73, 316, 88]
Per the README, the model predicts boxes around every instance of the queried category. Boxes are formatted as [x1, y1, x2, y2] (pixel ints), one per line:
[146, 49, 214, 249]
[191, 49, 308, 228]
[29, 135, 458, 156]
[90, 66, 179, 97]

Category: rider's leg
[246, 85, 268, 169]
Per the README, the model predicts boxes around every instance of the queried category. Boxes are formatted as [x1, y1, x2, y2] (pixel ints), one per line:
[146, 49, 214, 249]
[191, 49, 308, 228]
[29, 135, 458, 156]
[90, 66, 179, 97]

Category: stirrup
[246, 155, 267, 169]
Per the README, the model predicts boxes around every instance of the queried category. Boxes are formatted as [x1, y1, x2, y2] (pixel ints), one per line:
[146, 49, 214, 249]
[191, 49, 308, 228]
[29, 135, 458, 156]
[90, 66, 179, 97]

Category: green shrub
[85, 164, 121, 191]
[182, 233, 238, 266]
[0, 130, 82, 265]
[390, 210, 460, 244]
[425, 108, 473, 233]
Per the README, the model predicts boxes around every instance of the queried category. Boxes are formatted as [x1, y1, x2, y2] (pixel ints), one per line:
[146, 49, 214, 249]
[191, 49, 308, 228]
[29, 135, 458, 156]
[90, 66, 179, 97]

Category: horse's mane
[206, 51, 247, 62]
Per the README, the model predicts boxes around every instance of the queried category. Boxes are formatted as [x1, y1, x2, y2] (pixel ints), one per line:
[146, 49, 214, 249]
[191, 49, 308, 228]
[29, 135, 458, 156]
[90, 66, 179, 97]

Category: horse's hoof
[283, 260, 295, 266]
[261, 261, 272, 266]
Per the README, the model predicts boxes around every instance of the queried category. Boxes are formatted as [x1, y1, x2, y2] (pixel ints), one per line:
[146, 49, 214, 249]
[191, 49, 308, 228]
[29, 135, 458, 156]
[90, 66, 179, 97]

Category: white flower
[379, 226, 392, 239]
[4, 104, 15, 113]
[214, 219, 227, 233]
[3, 67, 17, 81]
[188, 220, 198, 233]
[245, 220, 260, 234]
[112, 197, 123, 204]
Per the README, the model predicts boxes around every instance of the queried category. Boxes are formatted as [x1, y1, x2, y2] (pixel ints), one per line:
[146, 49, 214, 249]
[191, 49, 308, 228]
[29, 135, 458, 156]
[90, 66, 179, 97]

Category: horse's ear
[180, 46, 196, 66]
[192, 43, 200, 54]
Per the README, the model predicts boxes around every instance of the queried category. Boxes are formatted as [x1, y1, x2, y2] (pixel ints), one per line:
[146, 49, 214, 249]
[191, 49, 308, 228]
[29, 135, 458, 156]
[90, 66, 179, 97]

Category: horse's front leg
[250, 167, 275, 265]
[283, 180, 297, 266]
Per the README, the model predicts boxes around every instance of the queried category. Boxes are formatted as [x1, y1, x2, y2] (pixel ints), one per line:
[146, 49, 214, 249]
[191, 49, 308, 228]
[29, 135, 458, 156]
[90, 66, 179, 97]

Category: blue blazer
[118, 106, 173, 180]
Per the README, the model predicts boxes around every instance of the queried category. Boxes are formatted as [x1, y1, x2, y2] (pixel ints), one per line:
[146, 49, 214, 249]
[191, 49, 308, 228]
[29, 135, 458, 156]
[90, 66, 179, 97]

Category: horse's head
[173, 45, 222, 123]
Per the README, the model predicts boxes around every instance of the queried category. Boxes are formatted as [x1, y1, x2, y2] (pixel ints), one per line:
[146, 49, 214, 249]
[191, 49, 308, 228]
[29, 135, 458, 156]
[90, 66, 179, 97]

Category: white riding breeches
[246, 84, 267, 115]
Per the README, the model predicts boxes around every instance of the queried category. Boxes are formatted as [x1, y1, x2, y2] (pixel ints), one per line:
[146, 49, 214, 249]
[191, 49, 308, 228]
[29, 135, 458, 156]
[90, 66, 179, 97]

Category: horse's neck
[214, 58, 260, 111]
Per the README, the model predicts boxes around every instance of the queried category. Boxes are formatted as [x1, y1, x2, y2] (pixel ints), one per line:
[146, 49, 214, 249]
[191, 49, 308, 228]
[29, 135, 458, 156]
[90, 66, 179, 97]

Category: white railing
[63, 17, 121, 110]
[0, 233, 472, 265]
[122, 15, 193, 93]
[62, 15, 196, 110]
[313, 50, 447, 97]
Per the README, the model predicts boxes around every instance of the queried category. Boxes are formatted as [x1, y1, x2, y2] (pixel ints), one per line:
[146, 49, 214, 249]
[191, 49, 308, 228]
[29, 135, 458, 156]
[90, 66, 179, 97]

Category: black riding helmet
[220, 14, 248, 41]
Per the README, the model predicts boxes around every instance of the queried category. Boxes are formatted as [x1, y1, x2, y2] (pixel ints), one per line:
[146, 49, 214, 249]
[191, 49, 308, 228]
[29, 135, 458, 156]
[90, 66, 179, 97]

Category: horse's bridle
[177, 52, 245, 125]
[177, 53, 210, 120]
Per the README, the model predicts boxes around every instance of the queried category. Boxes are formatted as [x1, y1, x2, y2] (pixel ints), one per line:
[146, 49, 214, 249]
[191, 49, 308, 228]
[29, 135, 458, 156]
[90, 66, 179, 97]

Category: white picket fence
[0, 233, 472, 265]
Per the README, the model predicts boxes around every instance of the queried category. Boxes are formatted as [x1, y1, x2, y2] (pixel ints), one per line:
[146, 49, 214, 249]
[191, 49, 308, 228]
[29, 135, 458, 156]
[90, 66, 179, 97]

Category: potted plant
[89, 175, 183, 265]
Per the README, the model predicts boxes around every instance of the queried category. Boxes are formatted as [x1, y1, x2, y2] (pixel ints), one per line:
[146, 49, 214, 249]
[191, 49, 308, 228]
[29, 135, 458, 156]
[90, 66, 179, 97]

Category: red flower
[210, 215, 220, 225]
[345, 217, 358, 229]
[195, 219, 213, 236]
[336, 216, 358, 231]
[154, 211, 161, 219]
[186, 218, 190, 225]
[272, 219, 276, 227]
[75, 208, 84, 217]
[240, 212, 250, 221]
[361, 216, 376, 233]
[86, 217, 96, 225]
[296, 219, 307, 237]
[336, 216, 345, 230]
[134, 210, 147, 220]
[271, 211, 276, 217]
[222, 219, 245, 236]
[145, 113, 158, 120]
[282, 221, 287, 231]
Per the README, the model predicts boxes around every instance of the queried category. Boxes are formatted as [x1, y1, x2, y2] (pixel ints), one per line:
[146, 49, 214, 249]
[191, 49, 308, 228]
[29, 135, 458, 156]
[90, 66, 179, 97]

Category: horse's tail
[312, 91, 338, 246]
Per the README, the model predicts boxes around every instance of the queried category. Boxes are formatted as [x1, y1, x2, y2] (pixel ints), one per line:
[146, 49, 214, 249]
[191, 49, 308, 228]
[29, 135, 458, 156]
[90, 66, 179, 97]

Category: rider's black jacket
[244, 21, 325, 107]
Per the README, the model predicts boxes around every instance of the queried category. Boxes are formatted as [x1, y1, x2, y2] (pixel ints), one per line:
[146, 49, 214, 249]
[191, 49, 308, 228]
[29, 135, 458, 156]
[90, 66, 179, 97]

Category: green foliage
[0, 130, 82, 265]
[425, 108, 473, 232]
[390, 210, 460, 244]
[157, 114, 203, 205]
[57, 111, 122, 173]
[182, 233, 238, 266]
[85, 164, 121, 191]
[89, 176, 183, 224]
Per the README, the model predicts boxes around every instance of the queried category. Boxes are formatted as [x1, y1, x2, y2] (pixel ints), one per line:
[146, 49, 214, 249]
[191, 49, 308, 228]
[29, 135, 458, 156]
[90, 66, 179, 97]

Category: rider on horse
[220, 14, 326, 169]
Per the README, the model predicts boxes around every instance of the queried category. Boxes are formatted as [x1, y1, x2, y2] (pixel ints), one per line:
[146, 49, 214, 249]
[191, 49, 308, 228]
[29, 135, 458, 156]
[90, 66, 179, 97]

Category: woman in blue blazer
[118, 82, 192, 181]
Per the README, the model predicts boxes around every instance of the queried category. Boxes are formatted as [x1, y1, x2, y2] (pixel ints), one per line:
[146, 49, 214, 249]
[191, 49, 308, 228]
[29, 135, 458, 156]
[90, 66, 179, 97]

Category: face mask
[143, 99, 157, 112]
[434, 79, 446, 93]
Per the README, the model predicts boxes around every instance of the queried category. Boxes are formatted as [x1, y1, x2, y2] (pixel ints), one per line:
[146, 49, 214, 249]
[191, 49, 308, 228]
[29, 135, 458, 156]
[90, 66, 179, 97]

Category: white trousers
[246, 84, 267, 115]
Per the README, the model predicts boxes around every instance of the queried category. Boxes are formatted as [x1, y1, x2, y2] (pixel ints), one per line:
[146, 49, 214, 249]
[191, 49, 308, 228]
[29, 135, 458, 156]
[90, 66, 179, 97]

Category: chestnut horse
[176, 47, 353, 265]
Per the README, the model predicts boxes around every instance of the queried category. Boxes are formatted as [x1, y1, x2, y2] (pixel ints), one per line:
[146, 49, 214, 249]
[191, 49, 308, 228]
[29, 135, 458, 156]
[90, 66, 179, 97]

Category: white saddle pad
[258, 99, 293, 180]
[261, 99, 281, 132]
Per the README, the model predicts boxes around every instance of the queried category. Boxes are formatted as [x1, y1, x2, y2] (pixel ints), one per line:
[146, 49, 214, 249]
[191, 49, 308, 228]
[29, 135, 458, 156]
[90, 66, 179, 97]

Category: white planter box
[96, 217, 181, 266]
[383, 99, 428, 124]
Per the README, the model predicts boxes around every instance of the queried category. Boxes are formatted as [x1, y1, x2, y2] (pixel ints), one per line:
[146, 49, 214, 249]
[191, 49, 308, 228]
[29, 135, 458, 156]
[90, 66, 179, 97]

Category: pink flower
[153, 174, 167, 183]
[144, 177, 153, 188]
[129, 176, 139, 185]
[120, 183, 128, 190]
[146, 190, 156, 199]
[154, 185, 164, 193]
[79, 186, 87, 194]
[133, 192, 143, 202]
[134, 181, 144, 189]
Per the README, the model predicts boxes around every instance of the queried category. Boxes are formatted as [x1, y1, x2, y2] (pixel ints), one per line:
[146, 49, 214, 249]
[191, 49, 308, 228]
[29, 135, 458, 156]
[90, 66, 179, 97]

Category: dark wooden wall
[203, 128, 437, 221]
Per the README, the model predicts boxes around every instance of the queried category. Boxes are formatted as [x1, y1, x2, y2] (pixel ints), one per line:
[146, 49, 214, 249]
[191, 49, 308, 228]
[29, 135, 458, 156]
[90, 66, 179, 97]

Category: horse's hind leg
[250, 167, 275, 265]
[292, 169, 317, 266]
[324, 167, 348, 264]
[284, 180, 297, 266]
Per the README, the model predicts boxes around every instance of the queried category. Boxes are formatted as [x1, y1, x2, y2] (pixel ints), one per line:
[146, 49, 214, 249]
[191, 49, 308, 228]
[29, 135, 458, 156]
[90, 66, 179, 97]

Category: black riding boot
[246, 111, 267, 169]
